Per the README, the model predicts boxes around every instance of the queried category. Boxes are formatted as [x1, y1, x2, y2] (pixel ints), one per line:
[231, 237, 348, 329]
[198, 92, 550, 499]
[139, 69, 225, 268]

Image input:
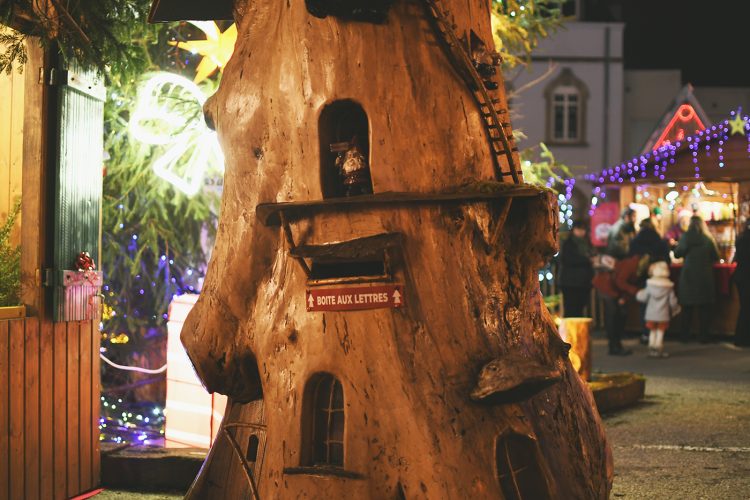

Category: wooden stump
[146, 0, 616, 498]
[562, 317, 593, 381]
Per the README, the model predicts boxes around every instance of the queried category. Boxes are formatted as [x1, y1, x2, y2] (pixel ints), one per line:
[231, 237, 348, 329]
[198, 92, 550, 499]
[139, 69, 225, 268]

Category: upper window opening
[544, 68, 588, 145]
[305, 0, 393, 23]
[302, 373, 345, 467]
[496, 434, 551, 500]
[319, 100, 372, 198]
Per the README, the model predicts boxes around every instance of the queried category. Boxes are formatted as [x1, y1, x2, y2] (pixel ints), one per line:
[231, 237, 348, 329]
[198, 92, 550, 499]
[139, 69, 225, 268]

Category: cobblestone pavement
[594, 335, 750, 500]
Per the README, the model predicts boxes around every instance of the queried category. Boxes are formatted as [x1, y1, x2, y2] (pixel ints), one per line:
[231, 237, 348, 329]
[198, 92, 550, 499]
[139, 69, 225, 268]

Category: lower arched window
[303, 373, 345, 467]
[496, 433, 551, 500]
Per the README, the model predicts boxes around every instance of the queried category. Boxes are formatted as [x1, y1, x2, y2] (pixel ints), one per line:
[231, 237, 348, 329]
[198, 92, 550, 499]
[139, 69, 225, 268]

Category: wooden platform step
[256, 184, 542, 226]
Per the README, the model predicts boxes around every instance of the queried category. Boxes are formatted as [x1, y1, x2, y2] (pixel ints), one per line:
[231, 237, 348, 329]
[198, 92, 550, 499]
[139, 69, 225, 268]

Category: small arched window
[319, 100, 372, 198]
[545, 68, 588, 145]
[246, 434, 260, 463]
[496, 433, 551, 500]
[302, 373, 345, 467]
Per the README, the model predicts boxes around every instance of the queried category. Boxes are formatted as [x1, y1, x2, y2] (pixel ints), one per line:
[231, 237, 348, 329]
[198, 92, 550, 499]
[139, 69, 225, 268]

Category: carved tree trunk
[174, 0, 613, 498]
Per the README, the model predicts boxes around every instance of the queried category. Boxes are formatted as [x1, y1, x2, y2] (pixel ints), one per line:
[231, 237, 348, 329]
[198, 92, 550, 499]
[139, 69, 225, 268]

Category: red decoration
[590, 202, 620, 247]
[653, 104, 706, 150]
[75, 251, 96, 271]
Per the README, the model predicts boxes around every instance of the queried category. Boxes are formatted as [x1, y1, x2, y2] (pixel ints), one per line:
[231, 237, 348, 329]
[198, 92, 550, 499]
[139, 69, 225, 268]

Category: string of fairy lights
[99, 396, 166, 444]
[587, 109, 750, 187]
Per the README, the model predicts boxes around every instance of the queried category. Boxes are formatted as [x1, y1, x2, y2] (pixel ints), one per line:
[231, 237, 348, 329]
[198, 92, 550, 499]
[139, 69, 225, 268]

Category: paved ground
[594, 334, 750, 499]
[97, 335, 750, 499]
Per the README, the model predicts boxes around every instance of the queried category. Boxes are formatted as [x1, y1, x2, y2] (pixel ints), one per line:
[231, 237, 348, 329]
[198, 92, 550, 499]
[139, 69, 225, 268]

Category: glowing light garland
[100, 395, 166, 445]
[586, 108, 750, 213]
[130, 72, 224, 196]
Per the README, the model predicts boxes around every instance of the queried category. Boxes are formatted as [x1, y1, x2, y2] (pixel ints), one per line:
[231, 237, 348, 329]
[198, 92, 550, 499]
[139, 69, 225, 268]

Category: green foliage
[491, 0, 565, 69]
[521, 141, 573, 189]
[0, 0, 161, 78]
[101, 73, 218, 356]
[0, 28, 27, 74]
[0, 200, 21, 307]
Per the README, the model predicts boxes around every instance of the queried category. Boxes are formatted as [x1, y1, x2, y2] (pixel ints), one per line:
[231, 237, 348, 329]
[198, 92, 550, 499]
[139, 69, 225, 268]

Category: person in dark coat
[560, 220, 595, 317]
[630, 218, 671, 265]
[674, 216, 720, 342]
[732, 222, 750, 347]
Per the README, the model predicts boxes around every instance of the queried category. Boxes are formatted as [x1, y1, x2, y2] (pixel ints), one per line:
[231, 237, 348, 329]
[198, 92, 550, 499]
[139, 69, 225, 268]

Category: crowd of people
[559, 208, 750, 358]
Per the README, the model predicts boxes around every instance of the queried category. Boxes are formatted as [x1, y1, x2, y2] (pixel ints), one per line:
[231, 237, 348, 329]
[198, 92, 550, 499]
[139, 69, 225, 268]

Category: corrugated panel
[51, 62, 104, 322]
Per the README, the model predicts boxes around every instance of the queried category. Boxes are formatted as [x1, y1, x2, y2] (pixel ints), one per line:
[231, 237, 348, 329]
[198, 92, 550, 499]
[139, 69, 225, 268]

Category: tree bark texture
[181, 1, 613, 498]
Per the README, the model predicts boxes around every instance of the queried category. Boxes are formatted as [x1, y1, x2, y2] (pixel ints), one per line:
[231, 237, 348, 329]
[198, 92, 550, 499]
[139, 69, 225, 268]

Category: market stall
[588, 109, 750, 337]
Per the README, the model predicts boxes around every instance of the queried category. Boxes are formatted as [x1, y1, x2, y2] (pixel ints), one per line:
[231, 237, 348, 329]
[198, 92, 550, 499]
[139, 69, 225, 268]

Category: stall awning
[149, 0, 234, 22]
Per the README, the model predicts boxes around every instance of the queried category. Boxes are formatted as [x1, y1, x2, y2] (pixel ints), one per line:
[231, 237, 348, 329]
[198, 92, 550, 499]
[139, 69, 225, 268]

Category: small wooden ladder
[422, 0, 521, 184]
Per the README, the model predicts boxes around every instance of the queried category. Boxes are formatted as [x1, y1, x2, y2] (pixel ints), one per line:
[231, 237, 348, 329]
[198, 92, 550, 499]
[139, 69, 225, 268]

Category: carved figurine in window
[331, 137, 372, 197]
[471, 40, 502, 90]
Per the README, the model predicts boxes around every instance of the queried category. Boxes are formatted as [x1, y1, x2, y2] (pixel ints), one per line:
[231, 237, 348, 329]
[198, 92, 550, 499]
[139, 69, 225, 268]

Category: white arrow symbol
[307, 293, 315, 309]
[392, 289, 402, 305]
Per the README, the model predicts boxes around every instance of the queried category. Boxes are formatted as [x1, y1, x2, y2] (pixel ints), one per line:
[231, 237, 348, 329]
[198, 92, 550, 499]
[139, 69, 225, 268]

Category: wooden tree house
[149, 0, 613, 498]
[1, 21, 103, 500]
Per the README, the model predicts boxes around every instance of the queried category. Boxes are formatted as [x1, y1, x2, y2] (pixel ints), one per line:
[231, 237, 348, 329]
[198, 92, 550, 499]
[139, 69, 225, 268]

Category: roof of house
[149, 0, 234, 22]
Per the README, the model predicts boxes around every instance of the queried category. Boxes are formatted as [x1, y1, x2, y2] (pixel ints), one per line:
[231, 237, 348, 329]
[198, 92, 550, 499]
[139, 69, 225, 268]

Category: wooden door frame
[20, 38, 50, 318]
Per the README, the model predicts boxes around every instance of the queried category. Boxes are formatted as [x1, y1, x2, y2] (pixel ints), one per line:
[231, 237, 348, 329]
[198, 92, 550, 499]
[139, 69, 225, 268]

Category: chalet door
[48, 61, 104, 322]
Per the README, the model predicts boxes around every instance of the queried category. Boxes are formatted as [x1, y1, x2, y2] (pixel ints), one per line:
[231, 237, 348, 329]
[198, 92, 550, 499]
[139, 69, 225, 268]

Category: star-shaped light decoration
[728, 111, 748, 136]
[170, 21, 237, 83]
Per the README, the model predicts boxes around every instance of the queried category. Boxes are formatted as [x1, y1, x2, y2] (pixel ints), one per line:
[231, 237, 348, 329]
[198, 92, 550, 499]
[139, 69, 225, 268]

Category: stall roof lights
[587, 108, 749, 186]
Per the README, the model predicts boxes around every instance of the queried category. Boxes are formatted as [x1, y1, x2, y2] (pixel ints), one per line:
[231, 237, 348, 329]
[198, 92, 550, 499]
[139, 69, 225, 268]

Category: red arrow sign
[306, 284, 404, 312]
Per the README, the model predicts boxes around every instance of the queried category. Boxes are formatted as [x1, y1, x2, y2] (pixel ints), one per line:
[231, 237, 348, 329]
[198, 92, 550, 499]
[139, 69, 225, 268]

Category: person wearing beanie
[636, 261, 681, 358]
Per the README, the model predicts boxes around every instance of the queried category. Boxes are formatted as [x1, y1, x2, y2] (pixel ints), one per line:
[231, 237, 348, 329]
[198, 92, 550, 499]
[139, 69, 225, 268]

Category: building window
[553, 86, 580, 141]
[545, 68, 588, 145]
[496, 433, 551, 500]
[303, 373, 345, 467]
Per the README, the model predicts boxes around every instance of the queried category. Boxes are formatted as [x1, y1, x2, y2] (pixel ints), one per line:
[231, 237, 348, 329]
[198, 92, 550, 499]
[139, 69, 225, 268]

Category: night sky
[617, 0, 750, 87]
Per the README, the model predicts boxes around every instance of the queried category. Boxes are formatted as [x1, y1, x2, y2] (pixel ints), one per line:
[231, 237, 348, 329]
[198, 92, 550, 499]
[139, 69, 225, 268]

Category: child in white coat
[636, 261, 680, 358]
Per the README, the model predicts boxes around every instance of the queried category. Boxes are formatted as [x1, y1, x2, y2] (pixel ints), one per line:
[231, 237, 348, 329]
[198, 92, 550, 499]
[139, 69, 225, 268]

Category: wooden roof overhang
[148, 0, 234, 22]
[590, 114, 750, 187]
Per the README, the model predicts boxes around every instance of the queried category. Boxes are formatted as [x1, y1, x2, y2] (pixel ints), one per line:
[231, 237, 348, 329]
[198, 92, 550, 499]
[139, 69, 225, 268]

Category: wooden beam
[257, 185, 542, 226]
[20, 38, 49, 317]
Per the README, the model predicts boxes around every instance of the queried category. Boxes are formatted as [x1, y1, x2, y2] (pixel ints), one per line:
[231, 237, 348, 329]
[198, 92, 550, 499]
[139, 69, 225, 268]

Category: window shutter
[49, 61, 105, 322]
